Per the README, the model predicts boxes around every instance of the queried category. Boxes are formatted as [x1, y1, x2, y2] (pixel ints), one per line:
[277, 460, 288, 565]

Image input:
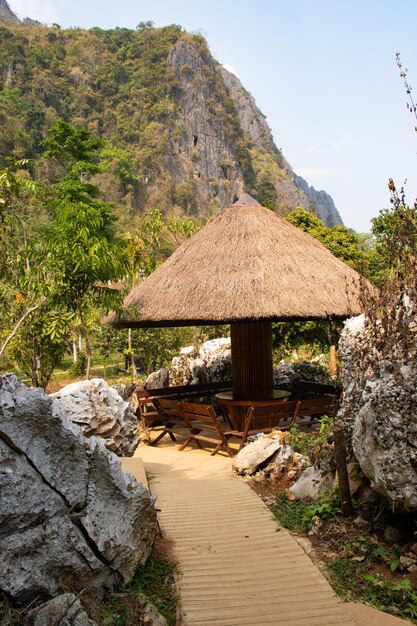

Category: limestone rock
[288, 466, 336, 501]
[51, 378, 139, 456]
[0, 0, 20, 23]
[167, 337, 231, 385]
[338, 314, 417, 509]
[0, 375, 158, 604]
[233, 436, 283, 475]
[273, 361, 335, 390]
[145, 367, 169, 390]
[27, 593, 97, 626]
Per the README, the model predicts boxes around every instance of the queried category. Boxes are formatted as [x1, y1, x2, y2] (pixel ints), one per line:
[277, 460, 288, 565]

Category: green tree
[36, 122, 128, 378]
[286, 207, 365, 269]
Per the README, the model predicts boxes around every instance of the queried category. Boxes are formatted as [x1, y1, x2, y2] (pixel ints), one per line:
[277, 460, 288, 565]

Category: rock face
[168, 337, 231, 386]
[293, 175, 343, 227]
[167, 40, 243, 209]
[273, 361, 335, 390]
[0, 0, 20, 23]
[338, 314, 417, 509]
[27, 593, 97, 626]
[51, 378, 139, 456]
[166, 38, 343, 224]
[0, 375, 158, 604]
[220, 66, 343, 227]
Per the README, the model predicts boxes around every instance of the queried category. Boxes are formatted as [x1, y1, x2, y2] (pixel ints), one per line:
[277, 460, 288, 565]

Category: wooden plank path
[124, 446, 355, 626]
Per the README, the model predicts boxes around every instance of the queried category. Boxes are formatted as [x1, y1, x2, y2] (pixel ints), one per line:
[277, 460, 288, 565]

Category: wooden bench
[150, 398, 188, 446]
[178, 402, 240, 457]
[134, 381, 232, 429]
[241, 401, 301, 450]
[291, 381, 342, 400]
[293, 395, 340, 432]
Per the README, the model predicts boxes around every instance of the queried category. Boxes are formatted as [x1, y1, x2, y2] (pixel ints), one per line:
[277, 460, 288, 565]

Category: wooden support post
[230, 321, 273, 400]
[329, 345, 338, 378]
[333, 424, 354, 517]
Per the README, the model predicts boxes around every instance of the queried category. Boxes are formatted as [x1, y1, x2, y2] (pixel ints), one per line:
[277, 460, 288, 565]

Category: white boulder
[51, 378, 139, 456]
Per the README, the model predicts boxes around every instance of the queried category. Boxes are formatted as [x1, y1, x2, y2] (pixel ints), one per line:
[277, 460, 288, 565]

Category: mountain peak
[0, 0, 20, 23]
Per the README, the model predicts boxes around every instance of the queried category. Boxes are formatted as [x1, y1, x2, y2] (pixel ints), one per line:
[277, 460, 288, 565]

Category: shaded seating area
[134, 378, 342, 453]
[142, 396, 305, 455]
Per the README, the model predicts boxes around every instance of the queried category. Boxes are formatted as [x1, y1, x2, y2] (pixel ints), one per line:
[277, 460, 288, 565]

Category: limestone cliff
[0, 0, 19, 23]
[0, 22, 344, 226]
[220, 65, 343, 226]
[161, 39, 343, 225]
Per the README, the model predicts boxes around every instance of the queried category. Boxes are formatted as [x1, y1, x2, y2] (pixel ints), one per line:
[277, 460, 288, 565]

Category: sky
[7, 0, 417, 232]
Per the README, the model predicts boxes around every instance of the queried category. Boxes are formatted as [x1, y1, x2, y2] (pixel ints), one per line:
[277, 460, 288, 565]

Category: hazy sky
[8, 0, 417, 232]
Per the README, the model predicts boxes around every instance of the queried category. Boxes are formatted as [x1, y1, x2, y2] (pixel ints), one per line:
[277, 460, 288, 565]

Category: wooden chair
[293, 396, 339, 432]
[150, 398, 187, 446]
[178, 402, 238, 457]
[135, 389, 159, 429]
[240, 400, 301, 450]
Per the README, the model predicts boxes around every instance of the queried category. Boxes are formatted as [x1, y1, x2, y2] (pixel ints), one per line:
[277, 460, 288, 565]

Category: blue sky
[8, 0, 417, 232]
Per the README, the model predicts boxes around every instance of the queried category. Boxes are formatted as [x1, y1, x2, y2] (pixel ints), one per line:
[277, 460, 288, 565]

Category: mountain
[0, 0, 19, 23]
[0, 19, 343, 226]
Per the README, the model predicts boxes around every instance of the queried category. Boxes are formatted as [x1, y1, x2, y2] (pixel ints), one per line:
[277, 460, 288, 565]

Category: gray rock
[145, 367, 169, 390]
[273, 361, 334, 390]
[338, 314, 417, 509]
[27, 593, 97, 626]
[0, 375, 157, 603]
[293, 175, 343, 228]
[233, 436, 284, 475]
[0, 0, 20, 23]
[51, 378, 139, 456]
[288, 466, 336, 501]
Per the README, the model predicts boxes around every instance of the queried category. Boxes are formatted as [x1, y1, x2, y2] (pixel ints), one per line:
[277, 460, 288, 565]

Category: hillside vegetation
[0, 18, 342, 223]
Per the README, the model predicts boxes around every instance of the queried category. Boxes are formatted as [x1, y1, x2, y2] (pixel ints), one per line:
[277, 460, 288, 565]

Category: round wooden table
[215, 390, 291, 430]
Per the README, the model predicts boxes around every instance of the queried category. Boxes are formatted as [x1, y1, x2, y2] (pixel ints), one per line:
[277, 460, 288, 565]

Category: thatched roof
[105, 200, 364, 328]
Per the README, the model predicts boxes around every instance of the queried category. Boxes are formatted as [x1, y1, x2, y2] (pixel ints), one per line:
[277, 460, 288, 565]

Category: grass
[327, 552, 417, 622]
[126, 554, 177, 625]
[271, 491, 341, 533]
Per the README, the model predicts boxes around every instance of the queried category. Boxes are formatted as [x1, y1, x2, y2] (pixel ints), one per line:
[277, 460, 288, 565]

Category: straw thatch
[105, 201, 364, 328]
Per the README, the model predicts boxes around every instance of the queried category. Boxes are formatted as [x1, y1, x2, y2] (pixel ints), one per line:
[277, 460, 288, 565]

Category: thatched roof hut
[105, 197, 364, 399]
[106, 201, 362, 328]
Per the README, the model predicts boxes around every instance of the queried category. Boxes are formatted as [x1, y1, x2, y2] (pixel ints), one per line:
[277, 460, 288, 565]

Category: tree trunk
[333, 424, 354, 517]
[72, 339, 78, 364]
[329, 345, 338, 378]
[128, 328, 138, 383]
[78, 307, 92, 379]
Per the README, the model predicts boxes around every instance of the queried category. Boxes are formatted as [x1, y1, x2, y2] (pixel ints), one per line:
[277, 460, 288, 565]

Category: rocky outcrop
[233, 431, 309, 477]
[51, 378, 140, 456]
[0, 0, 20, 23]
[167, 40, 244, 209]
[0, 375, 157, 604]
[273, 360, 335, 390]
[220, 67, 276, 153]
[338, 314, 417, 509]
[167, 337, 231, 386]
[166, 40, 343, 224]
[220, 65, 344, 227]
[293, 175, 343, 227]
[27, 594, 97, 626]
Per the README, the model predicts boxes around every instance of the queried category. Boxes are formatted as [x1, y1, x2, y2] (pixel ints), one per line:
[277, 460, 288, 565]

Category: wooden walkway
[123, 446, 357, 626]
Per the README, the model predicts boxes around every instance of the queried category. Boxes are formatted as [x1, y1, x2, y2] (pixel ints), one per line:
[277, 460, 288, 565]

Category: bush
[69, 351, 87, 376]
